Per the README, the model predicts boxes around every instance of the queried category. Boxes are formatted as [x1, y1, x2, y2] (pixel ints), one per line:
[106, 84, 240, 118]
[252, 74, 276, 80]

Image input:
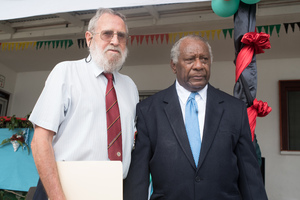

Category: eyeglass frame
[92, 30, 129, 44]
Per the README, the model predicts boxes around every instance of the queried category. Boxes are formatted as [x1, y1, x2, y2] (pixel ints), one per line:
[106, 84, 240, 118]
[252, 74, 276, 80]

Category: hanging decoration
[211, 0, 261, 18]
[0, 22, 297, 52]
[211, 0, 240, 18]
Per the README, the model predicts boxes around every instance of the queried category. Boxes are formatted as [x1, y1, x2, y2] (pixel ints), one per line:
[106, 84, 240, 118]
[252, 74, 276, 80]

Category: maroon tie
[104, 73, 122, 161]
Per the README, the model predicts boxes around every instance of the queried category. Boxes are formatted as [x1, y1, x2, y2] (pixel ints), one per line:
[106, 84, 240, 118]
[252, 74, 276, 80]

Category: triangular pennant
[165, 34, 169, 44]
[200, 31, 205, 38]
[194, 31, 200, 36]
[36, 42, 42, 50]
[2, 43, 6, 51]
[52, 41, 55, 48]
[145, 35, 149, 44]
[297, 22, 300, 30]
[269, 25, 275, 36]
[290, 23, 295, 32]
[183, 32, 189, 36]
[55, 41, 59, 48]
[131, 35, 135, 45]
[223, 29, 228, 39]
[21, 42, 26, 50]
[257, 26, 262, 33]
[136, 35, 140, 45]
[155, 34, 160, 44]
[179, 32, 184, 39]
[68, 40, 73, 48]
[283, 23, 289, 33]
[205, 30, 210, 40]
[77, 39, 81, 48]
[160, 34, 164, 44]
[263, 26, 269, 34]
[173, 33, 178, 43]
[140, 35, 144, 45]
[150, 35, 155, 44]
[275, 24, 281, 37]
[211, 30, 216, 40]
[17, 43, 21, 51]
[47, 41, 51, 49]
[64, 40, 68, 49]
[217, 29, 221, 39]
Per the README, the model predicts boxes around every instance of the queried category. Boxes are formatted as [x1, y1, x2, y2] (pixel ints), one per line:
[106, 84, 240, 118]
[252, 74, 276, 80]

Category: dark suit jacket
[124, 83, 268, 200]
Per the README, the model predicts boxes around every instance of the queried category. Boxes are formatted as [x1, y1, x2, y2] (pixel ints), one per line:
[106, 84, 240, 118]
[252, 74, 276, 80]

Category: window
[279, 80, 300, 151]
[0, 90, 10, 116]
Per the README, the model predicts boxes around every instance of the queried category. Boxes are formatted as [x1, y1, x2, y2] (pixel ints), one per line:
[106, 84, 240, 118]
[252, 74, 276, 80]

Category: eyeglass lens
[101, 30, 127, 43]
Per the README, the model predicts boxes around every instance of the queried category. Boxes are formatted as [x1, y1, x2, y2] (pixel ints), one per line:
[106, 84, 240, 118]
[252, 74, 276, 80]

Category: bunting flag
[1, 42, 36, 51]
[0, 22, 298, 51]
[0, 40, 74, 51]
[36, 40, 73, 50]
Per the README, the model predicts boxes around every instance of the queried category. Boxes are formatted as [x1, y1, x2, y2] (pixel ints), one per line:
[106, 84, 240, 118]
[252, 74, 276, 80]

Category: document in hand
[56, 161, 123, 200]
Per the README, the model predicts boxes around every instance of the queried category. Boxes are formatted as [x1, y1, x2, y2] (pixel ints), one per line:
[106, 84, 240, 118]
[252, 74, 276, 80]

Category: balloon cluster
[211, 0, 260, 18]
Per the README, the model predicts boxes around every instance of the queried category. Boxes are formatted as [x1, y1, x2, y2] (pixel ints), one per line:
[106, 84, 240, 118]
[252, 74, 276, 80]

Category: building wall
[3, 27, 300, 199]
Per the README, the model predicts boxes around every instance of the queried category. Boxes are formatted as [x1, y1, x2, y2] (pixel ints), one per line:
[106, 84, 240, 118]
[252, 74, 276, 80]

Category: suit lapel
[198, 84, 224, 169]
[163, 83, 196, 169]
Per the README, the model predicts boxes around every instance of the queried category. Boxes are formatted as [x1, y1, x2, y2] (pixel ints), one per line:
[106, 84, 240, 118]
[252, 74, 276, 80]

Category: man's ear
[85, 31, 93, 48]
[170, 60, 177, 74]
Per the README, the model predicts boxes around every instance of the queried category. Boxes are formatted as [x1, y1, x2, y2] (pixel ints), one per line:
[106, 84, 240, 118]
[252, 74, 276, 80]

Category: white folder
[56, 161, 123, 200]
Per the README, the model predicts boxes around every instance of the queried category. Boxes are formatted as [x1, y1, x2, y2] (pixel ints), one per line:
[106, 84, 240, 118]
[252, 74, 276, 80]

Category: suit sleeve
[236, 105, 268, 200]
[124, 103, 151, 200]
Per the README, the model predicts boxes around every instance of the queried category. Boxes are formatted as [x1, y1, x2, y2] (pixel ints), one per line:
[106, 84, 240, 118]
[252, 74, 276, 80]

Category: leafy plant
[0, 113, 33, 130]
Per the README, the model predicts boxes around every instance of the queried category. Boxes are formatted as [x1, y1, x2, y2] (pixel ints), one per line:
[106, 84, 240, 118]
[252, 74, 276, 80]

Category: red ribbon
[247, 98, 272, 141]
[235, 32, 271, 82]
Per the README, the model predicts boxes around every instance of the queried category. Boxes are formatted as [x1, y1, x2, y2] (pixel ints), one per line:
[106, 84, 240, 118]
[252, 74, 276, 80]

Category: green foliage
[0, 190, 26, 200]
[0, 114, 33, 130]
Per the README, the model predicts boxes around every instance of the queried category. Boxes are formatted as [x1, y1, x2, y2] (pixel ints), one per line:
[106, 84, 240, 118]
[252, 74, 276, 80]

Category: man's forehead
[96, 14, 126, 31]
[180, 43, 209, 56]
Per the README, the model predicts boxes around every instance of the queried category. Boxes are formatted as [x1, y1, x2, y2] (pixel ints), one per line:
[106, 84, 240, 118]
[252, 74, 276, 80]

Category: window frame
[279, 80, 300, 152]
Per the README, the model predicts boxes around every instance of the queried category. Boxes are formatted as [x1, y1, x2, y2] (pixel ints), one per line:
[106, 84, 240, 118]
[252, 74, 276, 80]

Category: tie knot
[104, 73, 113, 81]
[189, 92, 198, 100]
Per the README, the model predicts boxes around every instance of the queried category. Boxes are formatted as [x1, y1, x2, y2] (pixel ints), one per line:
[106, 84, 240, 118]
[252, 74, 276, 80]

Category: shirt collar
[175, 79, 208, 103]
[89, 60, 119, 83]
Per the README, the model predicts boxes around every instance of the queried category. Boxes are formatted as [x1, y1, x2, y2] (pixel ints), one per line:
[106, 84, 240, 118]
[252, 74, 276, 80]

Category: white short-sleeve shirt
[29, 59, 139, 178]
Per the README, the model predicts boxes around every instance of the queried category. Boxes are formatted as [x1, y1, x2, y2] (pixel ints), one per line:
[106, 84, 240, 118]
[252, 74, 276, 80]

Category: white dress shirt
[29, 59, 139, 178]
[175, 80, 207, 140]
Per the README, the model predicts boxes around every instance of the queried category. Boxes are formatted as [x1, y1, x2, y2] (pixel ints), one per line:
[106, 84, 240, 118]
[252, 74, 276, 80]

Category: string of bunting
[0, 22, 299, 51]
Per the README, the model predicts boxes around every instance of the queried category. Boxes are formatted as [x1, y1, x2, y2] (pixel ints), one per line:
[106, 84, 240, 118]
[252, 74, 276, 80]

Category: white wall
[10, 71, 50, 117]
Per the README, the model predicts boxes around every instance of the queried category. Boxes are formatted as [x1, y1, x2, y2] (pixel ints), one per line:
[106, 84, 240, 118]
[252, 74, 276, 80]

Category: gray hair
[88, 8, 128, 33]
[170, 35, 213, 64]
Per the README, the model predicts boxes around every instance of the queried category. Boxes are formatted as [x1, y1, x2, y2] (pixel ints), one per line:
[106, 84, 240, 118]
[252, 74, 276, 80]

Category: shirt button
[117, 152, 121, 157]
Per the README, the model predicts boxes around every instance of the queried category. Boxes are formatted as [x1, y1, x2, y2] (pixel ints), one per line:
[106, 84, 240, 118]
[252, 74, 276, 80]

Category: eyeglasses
[93, 30, 128, 44]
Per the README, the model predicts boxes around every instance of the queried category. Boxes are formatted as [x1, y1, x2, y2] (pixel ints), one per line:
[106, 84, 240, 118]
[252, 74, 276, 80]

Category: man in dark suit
[124, 35, 268, 200]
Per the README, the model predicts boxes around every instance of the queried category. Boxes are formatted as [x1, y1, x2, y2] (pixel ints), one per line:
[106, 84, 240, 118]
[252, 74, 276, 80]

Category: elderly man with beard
[29, 8, 139, 200]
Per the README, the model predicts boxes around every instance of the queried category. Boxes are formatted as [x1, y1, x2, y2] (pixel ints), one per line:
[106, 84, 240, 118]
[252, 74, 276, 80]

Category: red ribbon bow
[247, 98, 272, 141]
[235, 32, 271, 82]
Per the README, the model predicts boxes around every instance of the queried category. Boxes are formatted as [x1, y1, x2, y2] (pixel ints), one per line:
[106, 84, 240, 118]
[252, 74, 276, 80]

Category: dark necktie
[104, 73, 122, 161]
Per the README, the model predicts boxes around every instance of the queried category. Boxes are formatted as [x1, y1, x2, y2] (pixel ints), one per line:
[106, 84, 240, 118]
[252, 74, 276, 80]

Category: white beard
[90, 44, 128, 73]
